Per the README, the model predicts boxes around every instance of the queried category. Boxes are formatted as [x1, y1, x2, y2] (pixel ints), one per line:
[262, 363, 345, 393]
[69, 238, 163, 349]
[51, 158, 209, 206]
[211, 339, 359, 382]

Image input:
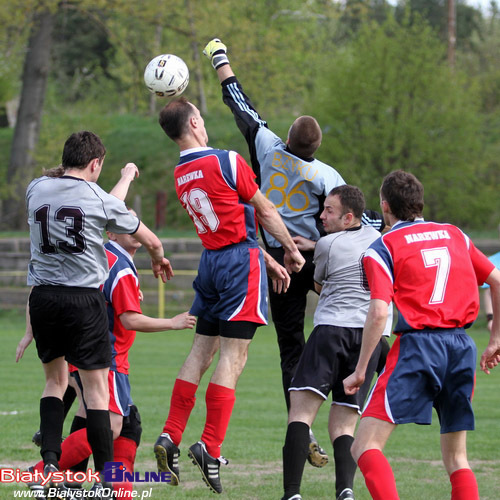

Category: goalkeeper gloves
[203, 38, 229, 70]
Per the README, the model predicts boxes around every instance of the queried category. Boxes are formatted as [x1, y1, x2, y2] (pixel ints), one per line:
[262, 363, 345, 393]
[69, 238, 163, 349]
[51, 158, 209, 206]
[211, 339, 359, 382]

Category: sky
[386, 0, 496, 13]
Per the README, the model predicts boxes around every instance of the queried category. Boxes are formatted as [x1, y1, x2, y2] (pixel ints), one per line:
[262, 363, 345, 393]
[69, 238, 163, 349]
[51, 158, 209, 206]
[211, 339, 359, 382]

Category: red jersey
[175, 147, 259, 250]
[102, 241, 142, 374]
[364, 220, 494, 332]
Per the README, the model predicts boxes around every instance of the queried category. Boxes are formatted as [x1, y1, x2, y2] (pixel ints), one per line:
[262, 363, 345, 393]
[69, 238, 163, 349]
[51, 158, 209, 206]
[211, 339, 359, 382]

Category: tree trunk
[3, 10, 54, 230]
[185, 0, 207, 114]
[447, 0, 456, 68]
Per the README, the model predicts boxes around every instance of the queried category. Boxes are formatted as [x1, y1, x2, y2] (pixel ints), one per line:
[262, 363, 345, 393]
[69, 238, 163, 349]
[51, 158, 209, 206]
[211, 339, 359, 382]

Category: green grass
[0, 310, 499, 499]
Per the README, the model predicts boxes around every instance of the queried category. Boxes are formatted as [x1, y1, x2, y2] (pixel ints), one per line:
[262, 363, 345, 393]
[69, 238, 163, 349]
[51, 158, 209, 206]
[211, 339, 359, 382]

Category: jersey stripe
[226, 82, 266, 127]
[109, 268, 139, 304]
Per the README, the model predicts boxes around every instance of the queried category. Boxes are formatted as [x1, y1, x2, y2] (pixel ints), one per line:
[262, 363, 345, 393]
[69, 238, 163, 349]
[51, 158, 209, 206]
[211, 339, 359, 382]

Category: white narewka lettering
[404, 230, 451, 244]
[177, 170, 204, 186]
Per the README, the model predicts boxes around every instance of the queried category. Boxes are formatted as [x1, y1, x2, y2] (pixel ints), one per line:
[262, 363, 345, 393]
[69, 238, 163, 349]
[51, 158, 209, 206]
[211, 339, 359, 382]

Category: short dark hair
[288, 116, 322, 158]
[158, 97, 194, 141]
[329, 185, 366, 219]
[61, 131, 106, 169]
[380, 170, 424, 221]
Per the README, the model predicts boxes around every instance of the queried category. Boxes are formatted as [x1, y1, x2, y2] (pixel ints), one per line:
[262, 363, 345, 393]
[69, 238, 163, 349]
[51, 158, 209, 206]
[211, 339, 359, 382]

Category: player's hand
[16, 331, 34, 362]
[121, 163, 139, 182]
[343, 370, 365, 395]
[284, 248, 305, 274]
[171, 311, 197, 330]
[152, 257, 174, 283]
[480, 342, 500, 374]
[292, 235, 316, 252]
[203, 38, 229, 69]
[138, 289, 144, 302]
[268, 261, 291, 294]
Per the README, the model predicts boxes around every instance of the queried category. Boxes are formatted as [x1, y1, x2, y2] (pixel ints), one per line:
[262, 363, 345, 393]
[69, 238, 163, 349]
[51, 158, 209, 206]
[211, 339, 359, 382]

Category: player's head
[159, 97, 208, 145]
[62, 131, 106, 170]
[107, 209, 142, 256]
[287, 116, 322, 159]
[380, 170, 424, 222]
[321, 184, 365, 234]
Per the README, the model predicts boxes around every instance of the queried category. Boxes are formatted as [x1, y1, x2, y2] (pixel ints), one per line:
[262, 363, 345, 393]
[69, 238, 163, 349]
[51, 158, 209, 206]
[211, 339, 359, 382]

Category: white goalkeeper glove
[203, 38, 229, 70]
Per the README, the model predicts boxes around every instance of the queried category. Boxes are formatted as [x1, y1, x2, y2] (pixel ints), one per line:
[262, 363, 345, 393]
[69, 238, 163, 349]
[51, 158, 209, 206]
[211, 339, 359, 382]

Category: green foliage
[311, 14, 496, 229]
[1, 0, 500, 230]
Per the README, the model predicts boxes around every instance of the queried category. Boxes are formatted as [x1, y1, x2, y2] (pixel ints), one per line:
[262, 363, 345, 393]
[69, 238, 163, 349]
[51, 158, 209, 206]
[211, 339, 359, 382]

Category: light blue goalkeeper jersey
[254, 126, 345, 247]
[221, 76, 384, 248]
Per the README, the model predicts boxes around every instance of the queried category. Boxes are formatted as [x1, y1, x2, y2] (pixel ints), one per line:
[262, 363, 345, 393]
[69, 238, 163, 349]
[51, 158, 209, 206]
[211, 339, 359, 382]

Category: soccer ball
[144, 54, 189, 97]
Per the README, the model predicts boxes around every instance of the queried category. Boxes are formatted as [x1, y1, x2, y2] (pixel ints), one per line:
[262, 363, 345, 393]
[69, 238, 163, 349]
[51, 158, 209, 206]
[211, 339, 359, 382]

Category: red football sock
[358, 449, 399, 500]
[32, 428, 91, 473]
[450, 468, 479, 500]
[112, 436, 137, 498]
[59, 429, 92, 470]
[162, 378, 197, 446]
[201, 383, 236, 458]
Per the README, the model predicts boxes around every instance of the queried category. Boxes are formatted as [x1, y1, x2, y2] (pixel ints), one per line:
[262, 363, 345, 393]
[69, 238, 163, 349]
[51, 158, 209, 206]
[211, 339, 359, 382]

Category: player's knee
[120, 405, 142, 446]
[350, 437, 366, 463]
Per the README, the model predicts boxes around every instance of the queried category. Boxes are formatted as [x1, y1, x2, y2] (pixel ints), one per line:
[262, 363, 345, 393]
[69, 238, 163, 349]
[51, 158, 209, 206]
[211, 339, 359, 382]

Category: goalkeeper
[203, 38, 386, 476]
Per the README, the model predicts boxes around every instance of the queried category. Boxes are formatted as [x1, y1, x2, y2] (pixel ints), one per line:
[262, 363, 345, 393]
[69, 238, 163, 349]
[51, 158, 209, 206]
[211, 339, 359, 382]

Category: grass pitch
[0, 309, 499, 499]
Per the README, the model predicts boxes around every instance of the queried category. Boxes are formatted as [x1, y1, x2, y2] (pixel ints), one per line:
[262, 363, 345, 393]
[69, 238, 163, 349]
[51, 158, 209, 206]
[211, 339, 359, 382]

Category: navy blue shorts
[363, 328, 476, 433]
[190, 243, 268, 326]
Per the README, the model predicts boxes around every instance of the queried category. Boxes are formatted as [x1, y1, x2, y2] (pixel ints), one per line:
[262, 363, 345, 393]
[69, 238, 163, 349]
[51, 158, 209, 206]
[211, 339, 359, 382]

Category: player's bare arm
[480, 267, 500, 374]
[344, 298, 388, 395]
[109, 163, 139, 201]
[16, 297, 34, 362]
[131, 222, 174, 282]
[119, 311, 196, 332]
[249, 190, 305, 274]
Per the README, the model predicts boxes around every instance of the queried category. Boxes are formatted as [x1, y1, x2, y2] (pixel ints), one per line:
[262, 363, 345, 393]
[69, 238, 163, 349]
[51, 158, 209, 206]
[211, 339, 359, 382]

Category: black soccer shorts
[30, 285, 111, 370]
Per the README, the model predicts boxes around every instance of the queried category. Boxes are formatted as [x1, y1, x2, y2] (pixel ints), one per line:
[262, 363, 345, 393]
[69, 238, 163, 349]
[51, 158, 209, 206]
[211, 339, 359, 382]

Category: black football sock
[40, 397, 64, 467]
[333, 434, 357, 497]
[86, 409, 113, 474]
[282, 421, 310, 499]
[62, 385, 77, 418]
[69, 415, 89, 473]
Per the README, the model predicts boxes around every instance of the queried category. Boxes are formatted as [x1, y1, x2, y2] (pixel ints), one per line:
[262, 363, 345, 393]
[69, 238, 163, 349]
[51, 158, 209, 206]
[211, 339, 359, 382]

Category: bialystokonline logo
[1, 468, 100, 486]
[103, 462, 171, 483]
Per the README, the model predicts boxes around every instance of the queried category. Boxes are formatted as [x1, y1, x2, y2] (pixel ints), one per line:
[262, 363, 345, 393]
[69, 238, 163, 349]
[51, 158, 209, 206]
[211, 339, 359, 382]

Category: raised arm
[110, 163, 139, 201]
[203, 38, 268, 181]
[131, 222, 173, 282]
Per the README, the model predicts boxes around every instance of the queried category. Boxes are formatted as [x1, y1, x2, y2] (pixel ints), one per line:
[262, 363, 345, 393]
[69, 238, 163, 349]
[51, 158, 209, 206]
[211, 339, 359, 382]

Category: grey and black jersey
[26, 175, 140, 288]
[313, 225, 392, 335]
[221, 76, 385, 246]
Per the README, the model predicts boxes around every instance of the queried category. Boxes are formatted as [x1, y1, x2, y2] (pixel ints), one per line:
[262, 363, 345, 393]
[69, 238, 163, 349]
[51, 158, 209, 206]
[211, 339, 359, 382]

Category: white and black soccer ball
[144, 54, 189, 97]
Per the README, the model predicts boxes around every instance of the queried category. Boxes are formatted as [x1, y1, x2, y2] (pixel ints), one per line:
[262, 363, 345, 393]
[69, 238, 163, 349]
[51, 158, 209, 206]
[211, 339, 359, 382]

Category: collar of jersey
[107, 240, 137, 272]
[392, 218, 425, 229]
[180, 146, 211, 157]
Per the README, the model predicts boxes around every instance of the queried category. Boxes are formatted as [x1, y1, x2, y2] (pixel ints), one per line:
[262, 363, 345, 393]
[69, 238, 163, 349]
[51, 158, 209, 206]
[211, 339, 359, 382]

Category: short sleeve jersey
[174, 147, 259, 250]
[481, 250, 500, 289]
[364, 219, 494, 332]
[313, 225, 392, 335]
[101, 241, 142, 374]
[26, 175, 140, 288]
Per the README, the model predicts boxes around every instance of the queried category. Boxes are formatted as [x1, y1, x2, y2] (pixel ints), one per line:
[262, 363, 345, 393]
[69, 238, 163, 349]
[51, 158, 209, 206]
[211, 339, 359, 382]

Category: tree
[310, 14, 494, 229]
[3, 7, 55, 229]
